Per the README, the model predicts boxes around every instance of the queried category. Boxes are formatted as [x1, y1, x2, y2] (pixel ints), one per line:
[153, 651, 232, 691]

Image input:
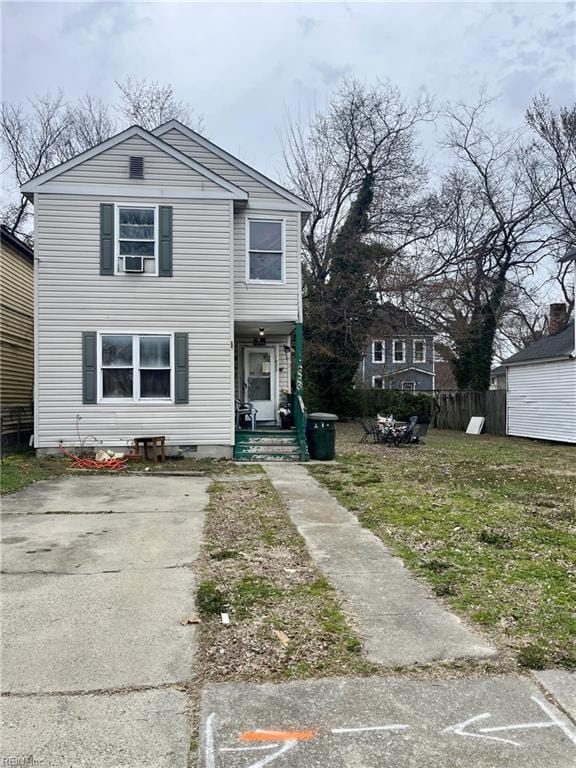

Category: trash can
[306, 412, 338, 460]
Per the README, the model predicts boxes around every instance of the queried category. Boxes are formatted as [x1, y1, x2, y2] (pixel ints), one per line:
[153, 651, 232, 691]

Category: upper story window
[413, 339, 426, 363]
[116, 206, 157, 275]
[99, 333, 172, 402]
[372, 340, 385, 363]
[392, 340, 405, 363]
[247, 219, 284, 282]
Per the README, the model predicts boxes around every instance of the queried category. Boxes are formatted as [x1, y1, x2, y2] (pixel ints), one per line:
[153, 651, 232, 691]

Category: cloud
[62, 2, 145, 44]
[309, 59, 352, 86]
[297, 15, 318, 36]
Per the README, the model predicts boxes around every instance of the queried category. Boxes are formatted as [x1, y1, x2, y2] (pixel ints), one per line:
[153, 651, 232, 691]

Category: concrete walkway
[199, 674, 576, 767]
[199, 676, 576, 768]
[535, 671, 576, 719]
[266, 464, 495, 666]
[1, 475, 210, 767]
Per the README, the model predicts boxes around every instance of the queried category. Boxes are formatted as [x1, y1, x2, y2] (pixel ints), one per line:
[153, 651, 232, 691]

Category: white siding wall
[160, 129, 283, 199]
[159, 128, 301, 323]
[233, 209, 300, 322]
[507, 360, 576, 444]
[35, 193, 233, 449]
[50, 136, 223, 191]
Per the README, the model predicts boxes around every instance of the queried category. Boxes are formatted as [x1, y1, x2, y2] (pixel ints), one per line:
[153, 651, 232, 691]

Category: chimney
[549, 303, 568, 335]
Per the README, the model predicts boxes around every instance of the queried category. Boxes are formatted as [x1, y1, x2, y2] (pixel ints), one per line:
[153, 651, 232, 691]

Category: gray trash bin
[306, 412, 338, 460]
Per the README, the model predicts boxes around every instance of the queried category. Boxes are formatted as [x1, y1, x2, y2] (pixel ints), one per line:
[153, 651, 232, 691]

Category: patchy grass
[195, 477, 375, 682]
[308, 424, 576, 671]
[0, 451, 68, 494]
[127, 457, 263, 475]
[0, 450, 261, 495]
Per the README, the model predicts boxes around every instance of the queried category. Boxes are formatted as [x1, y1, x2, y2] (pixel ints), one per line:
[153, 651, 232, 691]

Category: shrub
[341, 389, 432, 421]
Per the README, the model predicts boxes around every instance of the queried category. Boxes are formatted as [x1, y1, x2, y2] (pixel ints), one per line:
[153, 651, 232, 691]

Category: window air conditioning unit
[123, 256, 145, 273]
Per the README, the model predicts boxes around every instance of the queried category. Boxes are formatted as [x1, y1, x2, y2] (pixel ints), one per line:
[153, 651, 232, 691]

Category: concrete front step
[236, 436, 299, 446]
[237, 453, 300, 462]
[236, 444, 300, 455]
[234, 430, 303, 462]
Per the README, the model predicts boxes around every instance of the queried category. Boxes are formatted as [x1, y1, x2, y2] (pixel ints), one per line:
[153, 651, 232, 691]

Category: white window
[372, 340, 384, 363]
[116, 205, 158, 274]
[402, 381, 416, 392]
[372, 376, 383, 389]
[413, 339, 426, 363]
[247, 219, 284, 282]
[393, 340, 405, 363]
[99, 333, 173, 402]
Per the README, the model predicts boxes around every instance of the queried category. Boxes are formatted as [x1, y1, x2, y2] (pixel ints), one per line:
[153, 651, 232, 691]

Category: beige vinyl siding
[161, 128, 286, 201]
[35, 193, 233, 448]
[507, 359, 576, 444]
[233, 209, 300, 322]
[0, 242, 34, 407]
[49, 136, 225, 191]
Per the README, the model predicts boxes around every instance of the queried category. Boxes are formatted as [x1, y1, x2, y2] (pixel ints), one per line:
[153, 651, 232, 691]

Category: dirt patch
[194, 478, 375, 683]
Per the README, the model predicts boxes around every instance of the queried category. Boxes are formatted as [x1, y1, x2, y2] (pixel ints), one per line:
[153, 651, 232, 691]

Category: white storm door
[244, 347, 276, 422]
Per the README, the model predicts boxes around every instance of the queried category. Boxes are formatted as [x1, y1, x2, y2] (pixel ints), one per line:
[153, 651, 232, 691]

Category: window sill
[246, 279, 286, 286]
[97, 399, 175, 406]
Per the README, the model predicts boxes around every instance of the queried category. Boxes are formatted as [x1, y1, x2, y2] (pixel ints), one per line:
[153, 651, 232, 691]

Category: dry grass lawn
[308, 424, 576, 671]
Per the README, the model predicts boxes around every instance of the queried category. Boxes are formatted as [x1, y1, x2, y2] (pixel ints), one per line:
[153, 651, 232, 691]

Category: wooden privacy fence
[1, 404, 33, 451]
[432, 390, 506, 435]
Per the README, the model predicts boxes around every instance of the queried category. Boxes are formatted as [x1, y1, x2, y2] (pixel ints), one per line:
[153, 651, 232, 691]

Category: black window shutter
[158, 205, 173, 277]
[100, 204, 114, 275]
[82, 332, 97, 404]
[174, 332, 188, 404]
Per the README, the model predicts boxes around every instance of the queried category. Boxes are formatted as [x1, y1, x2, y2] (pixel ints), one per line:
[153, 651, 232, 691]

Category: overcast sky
[1, 0, 575, 182]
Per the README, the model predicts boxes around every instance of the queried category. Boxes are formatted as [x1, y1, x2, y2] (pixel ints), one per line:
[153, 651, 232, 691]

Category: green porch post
[294, 322, 309, 461]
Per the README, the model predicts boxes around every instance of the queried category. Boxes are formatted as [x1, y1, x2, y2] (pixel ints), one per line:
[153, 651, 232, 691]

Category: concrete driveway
[1, 474, 210, 767]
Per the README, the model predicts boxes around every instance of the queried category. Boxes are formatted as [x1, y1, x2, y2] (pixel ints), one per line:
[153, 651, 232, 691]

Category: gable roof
[370, 303, 435, 338]
[152, 120, 313, 212]
[1, 225, 33, 262]
[392, 366, 434, 377]
[20, 125, 248, 199]
[504, 322, 575, 366]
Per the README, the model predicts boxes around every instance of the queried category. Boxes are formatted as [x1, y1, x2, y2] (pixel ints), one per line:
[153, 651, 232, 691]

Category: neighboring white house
[21, 121, 312, 460]
[504, 314, 576, 444]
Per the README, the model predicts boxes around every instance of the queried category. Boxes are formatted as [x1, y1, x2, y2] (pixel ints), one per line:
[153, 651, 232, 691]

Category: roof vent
[129, 156, 144, 179]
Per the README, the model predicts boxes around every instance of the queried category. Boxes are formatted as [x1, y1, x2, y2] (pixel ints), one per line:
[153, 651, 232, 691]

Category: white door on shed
[243, 347, 276, 422]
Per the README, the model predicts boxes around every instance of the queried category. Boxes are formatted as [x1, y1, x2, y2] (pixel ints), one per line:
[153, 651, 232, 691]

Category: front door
[244, 347, 276, 422]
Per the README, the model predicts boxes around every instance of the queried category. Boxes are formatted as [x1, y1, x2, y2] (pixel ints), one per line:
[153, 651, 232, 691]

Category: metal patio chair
[235, 399, 258, 430]
[358, 419, 379, 444]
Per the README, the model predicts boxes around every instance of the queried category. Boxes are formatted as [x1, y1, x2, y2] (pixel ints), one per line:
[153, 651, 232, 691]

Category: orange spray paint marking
[239, 729, 317, 743]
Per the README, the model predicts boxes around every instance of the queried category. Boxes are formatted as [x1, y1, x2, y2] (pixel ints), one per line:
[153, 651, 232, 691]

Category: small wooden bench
[133, 436, 166, 464]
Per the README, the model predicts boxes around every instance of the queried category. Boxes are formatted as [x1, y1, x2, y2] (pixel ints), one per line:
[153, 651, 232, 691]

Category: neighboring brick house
[357, 304, 435, 391]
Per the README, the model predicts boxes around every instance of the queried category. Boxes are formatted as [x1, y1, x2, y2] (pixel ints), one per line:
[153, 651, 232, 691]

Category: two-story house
[357, 304, 435, 391]
[21, 121, 312, 460]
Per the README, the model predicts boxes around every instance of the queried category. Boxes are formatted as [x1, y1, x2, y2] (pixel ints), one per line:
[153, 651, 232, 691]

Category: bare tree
[284, 79, 434, 285]
[58, 95, 116, 159]
[1, 79, 201, 237]
[1, 92, 74, 235]
[283, 79, 435, 410]
[419, 99, 558, 389]
[526, 96, 576, 246]
[115, 76, 202, 132]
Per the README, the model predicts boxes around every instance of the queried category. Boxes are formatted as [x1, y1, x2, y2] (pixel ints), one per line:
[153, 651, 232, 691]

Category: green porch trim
[294, 321, 309, 461]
